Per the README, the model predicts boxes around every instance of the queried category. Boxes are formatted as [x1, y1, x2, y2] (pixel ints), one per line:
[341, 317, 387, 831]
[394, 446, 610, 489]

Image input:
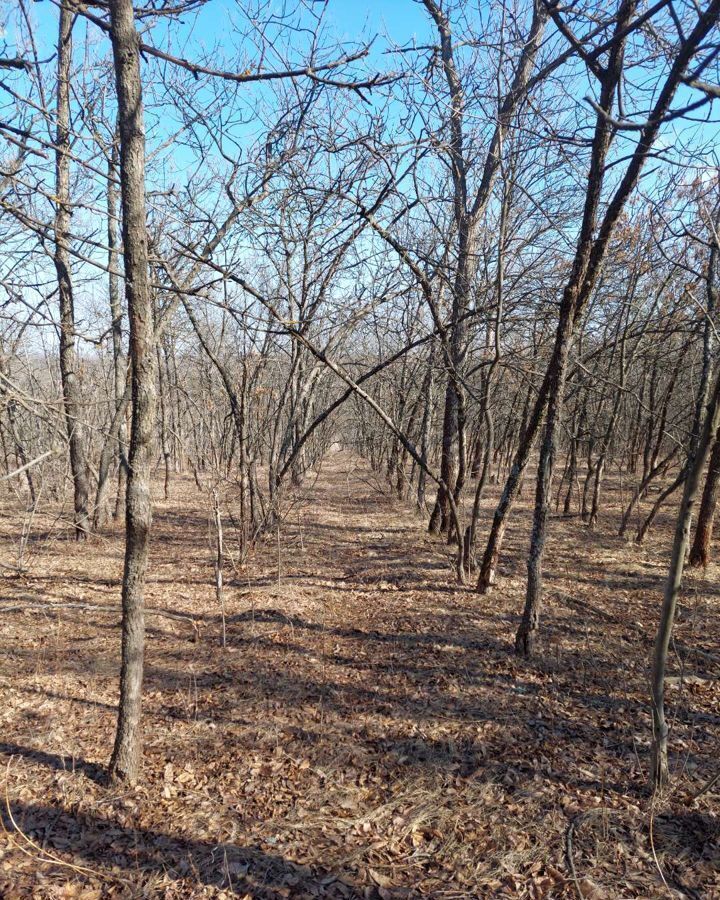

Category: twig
[691, 768, 720, 800]
[648, 795, 672, 897]
[1, 450, 57, 481]
[565, 812, 584, 899]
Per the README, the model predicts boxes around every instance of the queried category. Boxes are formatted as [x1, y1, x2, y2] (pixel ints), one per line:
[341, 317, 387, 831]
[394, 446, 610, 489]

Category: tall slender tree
[54, 1, 91, 539]
[107, 0, 156, 785]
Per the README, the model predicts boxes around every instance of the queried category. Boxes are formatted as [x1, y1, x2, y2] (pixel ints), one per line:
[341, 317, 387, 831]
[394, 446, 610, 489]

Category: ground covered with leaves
[0, 454, 718, 898]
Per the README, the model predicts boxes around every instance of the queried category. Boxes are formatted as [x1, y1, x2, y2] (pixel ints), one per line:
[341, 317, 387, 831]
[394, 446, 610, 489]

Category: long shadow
[228, 577, 465, 596]
[223, 607, 503, 654]
[0, 742, 105, 784]
[2, 800, 364, 899]
[8, 685, 117, 712]
[302, 522, 416, 536]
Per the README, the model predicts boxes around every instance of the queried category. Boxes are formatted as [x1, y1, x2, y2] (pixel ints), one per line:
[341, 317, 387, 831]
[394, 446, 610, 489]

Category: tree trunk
[562, 410, 579, 515]
[416, 348, 435, 511]
[516, 313, 574, 655]
[107, 0, 156, 786]
[689, 425, 720, 567]
[94, 138, 127, 528]
[429, 377, 460, 534]
[157, 343, 171, 500]
[651, 372, 720, 787]
[515, 0, 636, 653]
[477, 377, 548, 593]
[54, 3, 91, 539]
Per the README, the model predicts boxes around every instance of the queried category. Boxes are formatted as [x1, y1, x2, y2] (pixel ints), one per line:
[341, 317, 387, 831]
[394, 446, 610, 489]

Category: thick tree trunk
[54, 3, 91, 539]
[107, 0, 156, 786]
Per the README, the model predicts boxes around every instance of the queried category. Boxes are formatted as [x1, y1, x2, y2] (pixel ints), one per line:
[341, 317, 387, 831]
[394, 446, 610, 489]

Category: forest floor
[0, 452, 718, 899]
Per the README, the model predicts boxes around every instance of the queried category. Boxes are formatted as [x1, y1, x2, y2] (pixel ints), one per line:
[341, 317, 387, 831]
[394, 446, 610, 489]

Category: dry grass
[0, 452, 718, 898]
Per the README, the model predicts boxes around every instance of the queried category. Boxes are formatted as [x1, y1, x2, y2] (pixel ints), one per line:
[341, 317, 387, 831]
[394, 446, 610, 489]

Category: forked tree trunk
[107, 0, 156, 786]
[54, 2, 91, 539]
[634, 468, 686, 544]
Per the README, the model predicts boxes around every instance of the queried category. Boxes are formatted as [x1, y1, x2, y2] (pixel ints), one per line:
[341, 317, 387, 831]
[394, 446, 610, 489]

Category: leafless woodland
[1, 0, 720, 897]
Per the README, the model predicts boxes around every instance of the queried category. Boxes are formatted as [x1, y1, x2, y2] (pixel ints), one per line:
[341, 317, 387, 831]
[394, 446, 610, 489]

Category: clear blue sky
[180, 0, 435, 65]
[320, 0, 432, 46]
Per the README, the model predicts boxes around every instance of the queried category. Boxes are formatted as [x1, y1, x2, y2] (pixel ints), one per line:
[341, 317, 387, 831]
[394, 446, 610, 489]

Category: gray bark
[107, 0, 157, 786]
[54, 2, 91, 539]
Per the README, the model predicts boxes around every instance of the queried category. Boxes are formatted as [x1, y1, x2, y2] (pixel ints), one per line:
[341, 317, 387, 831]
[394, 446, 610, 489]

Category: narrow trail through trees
[3, 1, 720, 893]
[0, 453, 718, 897]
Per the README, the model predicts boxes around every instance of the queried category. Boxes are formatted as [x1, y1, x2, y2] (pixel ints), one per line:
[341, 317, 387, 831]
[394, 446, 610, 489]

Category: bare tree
[54, 2, 91, 538]
[107, 0, 157, 785]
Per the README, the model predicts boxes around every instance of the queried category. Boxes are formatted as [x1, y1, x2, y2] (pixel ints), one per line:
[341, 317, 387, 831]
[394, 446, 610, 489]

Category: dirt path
[0, 453, 718, 898]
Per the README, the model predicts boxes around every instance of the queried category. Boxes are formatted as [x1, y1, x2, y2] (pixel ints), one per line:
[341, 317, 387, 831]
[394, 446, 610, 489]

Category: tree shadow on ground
[0, 742, 106, 784]
[1, 800, 367, 899]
